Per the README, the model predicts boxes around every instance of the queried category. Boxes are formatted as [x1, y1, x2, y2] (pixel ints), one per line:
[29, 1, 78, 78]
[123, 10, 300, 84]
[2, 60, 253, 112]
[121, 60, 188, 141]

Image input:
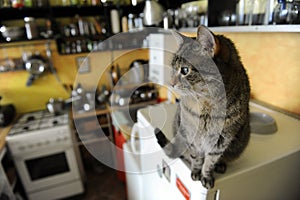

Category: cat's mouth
[170, 84, 192, 95]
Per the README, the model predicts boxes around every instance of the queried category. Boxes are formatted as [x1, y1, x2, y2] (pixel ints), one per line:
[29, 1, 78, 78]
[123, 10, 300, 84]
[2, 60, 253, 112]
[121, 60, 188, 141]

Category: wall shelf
[0, 39, 53, 48]
[180, 25, 300, 33]
[0, 7, 50, 20]
[0, 3, 145, 20]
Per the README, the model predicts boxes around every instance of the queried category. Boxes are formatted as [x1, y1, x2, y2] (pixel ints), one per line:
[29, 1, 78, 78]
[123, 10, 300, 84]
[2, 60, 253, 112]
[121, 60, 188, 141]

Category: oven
[6, 111, 84, 200]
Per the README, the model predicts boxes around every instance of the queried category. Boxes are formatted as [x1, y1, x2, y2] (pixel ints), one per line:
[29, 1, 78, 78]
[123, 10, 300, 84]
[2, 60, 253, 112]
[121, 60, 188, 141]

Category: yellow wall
[1, 32, 300, 115]
[0, 41, 71, 113]
[75, 49, 149, 90]
[0, 40, 149, 113]
[182, 31, 300, 115]
[223, 32, 300, 115]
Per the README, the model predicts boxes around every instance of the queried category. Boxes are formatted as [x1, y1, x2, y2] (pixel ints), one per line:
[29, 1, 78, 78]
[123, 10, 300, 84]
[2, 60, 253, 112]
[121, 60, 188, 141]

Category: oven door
[13, 145, 80, 193]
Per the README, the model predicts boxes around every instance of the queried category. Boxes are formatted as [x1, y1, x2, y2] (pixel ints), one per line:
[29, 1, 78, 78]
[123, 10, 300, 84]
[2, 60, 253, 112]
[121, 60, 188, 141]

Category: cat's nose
[169, 81, 176, 88]
[169, 81, 174, 87]
[169, 76, 178, 87]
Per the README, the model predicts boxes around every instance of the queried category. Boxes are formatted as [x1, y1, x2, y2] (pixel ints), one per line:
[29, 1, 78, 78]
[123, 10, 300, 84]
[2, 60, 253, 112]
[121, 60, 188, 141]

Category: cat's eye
[180, 66, 190, 76]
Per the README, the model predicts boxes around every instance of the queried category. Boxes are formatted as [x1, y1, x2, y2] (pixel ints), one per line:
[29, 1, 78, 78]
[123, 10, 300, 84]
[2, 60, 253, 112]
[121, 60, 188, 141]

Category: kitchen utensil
[218, 10, 237, 26]
[97, 85, 110, 105]
[46, 96, 81, 114]
[143, 0, 165, 26]
[25, 54, 48, 86]
[250, 112, 277, 134]
[128, 59, 148, 84]
[46, 98, 65, 115]
[181, 0, 208, 16]
[71, 84, 94, 112]
[0, 26, 25, 42]
[24, 17, 39, 40]
[0, 58, 16, 72]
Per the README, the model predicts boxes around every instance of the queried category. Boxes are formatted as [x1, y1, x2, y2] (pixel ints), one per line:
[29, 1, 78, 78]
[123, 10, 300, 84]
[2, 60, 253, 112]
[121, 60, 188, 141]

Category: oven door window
[25, 152, 70, 181]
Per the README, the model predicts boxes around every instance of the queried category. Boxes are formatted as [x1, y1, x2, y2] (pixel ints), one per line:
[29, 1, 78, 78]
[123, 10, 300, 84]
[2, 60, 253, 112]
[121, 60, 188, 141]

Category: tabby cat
[155, 25, 251, 189]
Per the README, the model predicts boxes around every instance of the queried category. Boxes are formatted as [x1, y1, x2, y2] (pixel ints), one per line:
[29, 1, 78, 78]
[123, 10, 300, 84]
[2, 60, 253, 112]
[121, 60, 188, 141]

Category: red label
[176, 176, 190, 200]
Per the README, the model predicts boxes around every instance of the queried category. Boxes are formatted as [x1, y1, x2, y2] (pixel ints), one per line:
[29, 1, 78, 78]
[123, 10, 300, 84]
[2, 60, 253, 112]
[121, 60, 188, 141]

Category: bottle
[24, 17, 39, 40]
[61, 0, 70, 6]
[110, 9, 120, 34]
[24, 0, 33, 7]
[70, 0, 78, 5]
[36, 0, 49, 7]
[11, 0, 24, 8]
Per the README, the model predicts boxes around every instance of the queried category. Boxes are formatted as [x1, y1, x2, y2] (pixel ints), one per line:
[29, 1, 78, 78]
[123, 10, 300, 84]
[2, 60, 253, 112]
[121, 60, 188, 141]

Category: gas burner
[18, 110, 45, 123]
[9, 121, 40, 135]
[8, 110, 69, 136]
[40, 114, 68, 129]
[27, 116, 35, 122]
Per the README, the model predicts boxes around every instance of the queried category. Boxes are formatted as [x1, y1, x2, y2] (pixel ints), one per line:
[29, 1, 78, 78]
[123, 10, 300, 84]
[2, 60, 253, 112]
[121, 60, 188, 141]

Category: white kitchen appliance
[6, 110, 84, 200]
[124, 101, 300, 200]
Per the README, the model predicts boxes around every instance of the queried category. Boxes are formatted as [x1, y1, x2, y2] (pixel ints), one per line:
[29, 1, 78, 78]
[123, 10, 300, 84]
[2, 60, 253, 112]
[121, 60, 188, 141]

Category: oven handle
[12, 144, 74, 160]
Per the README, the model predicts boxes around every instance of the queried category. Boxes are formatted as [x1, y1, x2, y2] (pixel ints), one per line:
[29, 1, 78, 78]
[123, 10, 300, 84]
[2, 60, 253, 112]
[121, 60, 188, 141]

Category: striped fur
[159, 26, 250, 189]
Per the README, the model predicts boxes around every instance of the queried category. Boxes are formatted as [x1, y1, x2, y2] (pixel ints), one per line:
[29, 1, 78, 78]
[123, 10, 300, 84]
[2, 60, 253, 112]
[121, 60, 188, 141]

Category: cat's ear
[196, 25, 220, 57]
[171, 31, 185, 46]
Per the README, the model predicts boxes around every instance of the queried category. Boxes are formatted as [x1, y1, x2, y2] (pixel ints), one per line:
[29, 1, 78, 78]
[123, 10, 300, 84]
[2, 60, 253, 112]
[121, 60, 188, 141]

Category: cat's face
[170, 51, 206, 96]
[169, 39, 214, 97]
[169, 26, 222, 98]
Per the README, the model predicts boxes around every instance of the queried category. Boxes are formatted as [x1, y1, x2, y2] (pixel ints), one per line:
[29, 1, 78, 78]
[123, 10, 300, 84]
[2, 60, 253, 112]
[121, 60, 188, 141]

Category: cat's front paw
[200, 175, 215, 189]
[191, 170, 201, 181]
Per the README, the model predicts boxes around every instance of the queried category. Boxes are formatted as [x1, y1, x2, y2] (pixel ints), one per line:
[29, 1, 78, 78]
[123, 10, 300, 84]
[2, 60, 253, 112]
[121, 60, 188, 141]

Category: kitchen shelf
[0, 7, 51, 20]
[0, 3, 145, 20]
[0, 3, 146, 54]
[51, 5, 106, 18]
[0, 39, 53, 48]
[180, 25, 300, 33]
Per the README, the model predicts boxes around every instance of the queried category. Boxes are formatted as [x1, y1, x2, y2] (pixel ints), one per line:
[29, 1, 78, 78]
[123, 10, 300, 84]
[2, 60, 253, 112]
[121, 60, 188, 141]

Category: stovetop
[8, 110, 69, 136]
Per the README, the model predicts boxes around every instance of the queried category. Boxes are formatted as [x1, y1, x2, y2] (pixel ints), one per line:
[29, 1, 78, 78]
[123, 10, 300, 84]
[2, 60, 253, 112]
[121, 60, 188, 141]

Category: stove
[6, 110, 85, 200]
[8, 110, 68, 136]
